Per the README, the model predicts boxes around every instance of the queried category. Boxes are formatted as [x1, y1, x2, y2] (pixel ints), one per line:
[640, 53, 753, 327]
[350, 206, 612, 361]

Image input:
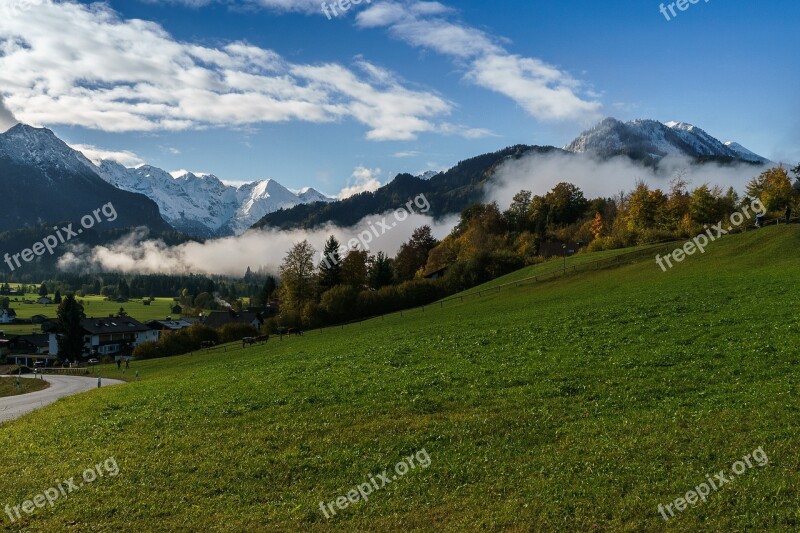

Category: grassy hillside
[1, 226, 798, 531]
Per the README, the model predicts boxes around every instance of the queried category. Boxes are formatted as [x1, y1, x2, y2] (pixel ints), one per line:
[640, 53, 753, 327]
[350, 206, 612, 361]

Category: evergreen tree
[117, 278, 130, 299]
[54, 290, 62, 304]
[368, 252, 394, 290]
[38, 283, 48, 297]
[318, 235, 342, 291]
[56, 294, 86, 361]
[259, 275, 277, 305]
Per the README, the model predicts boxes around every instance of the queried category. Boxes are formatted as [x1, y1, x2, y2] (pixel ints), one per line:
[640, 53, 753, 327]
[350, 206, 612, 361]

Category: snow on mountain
[723, 141, 770, 164]
[297, 187, 335, 204]
[416, 171, 439, 180]
[92, 162, 333, 237]
[0, 124, 98, 179]
[0, 124, 169, 232]
[564, 118, 768, 164]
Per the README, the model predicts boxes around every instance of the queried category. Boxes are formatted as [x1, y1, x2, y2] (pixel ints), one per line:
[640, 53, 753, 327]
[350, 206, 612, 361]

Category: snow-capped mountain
[723, 141, 770, 164]
[565, 118, 768, 165]
[416, 170, 439, 180]
[0, 124, 168, 232]
[93, 161, 333, 237]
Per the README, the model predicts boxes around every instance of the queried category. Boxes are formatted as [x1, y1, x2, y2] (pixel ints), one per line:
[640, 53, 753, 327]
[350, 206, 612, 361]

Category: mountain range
[0, 124, 169, 233]
[0, 118, 775, 241]
[95, 162, 333, 238]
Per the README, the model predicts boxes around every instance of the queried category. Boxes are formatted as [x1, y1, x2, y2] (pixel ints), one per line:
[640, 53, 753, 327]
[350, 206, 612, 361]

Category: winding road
[0, 375, 125, 424]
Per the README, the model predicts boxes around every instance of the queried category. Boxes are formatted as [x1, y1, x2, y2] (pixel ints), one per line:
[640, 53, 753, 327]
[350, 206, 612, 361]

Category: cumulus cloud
[0, 95, 18, 132]
[140, 0, 602, 124]
[356, 2, 602, 123]
[58, 210, 458, 276]
[0, 0, 457, 141]
[338, 166, 384, 199]
[488, 151, 771, 210]
[69, 143, 145, 167]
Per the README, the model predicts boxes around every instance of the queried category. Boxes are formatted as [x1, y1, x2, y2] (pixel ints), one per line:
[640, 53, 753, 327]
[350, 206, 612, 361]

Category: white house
[48, 316, 159, 358]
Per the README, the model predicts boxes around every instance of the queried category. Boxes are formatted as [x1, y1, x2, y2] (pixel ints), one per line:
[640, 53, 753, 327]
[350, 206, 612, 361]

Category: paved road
[0, 375, 125, 424]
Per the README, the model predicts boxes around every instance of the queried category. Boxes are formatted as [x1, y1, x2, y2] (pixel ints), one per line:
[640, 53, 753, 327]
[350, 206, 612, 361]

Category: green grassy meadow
[0, 294, 177, 335]
[0, 376, 49, 397]
[1, 226, 799, 531]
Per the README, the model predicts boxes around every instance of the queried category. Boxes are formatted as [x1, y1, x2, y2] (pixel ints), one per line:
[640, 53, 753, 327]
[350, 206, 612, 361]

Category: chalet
[424, 266, 449, 280]
[41, 318, 60, 333]
[146, 318, 195, 332]
[0, 308, 16, 324]
[202, 310, 264, 330]
[48, 316, 159, 358]
[30, 314, 49, 324]
[0, 334, 51, 366]
[37, 296, 53, 305]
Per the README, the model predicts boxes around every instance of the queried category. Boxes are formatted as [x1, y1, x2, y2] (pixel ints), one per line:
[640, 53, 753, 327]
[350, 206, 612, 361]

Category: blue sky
[0, 0, 797, 196]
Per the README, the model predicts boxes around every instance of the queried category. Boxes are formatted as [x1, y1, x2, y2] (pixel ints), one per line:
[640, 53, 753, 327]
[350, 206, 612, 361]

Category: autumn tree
[340, 249, 369, 288]
[746, 167, 793, 213]
[504, 190, 532, 231]
[279, 240, 316, 313]
[394, 225, 438, 281]
[625, 181, 667, 231]
[591, 212, 604, 240]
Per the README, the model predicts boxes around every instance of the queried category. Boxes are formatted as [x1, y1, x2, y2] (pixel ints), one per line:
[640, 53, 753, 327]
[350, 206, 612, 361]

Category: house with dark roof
[146, 318, 195, 332]
[0, 333, 52, 366]
[202, 310, 264, 330]
[30, 314, 49, 324]
[48, 316, 159, 358]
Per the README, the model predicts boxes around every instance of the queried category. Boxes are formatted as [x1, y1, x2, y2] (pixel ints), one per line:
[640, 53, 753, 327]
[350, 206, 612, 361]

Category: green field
[0, 294, 178, 335]
[0, 376, 49, 397]
[1, 226, 798, 531]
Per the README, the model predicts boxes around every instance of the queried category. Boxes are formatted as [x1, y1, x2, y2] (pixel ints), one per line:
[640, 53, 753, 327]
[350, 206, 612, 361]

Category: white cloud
[393, 150, 421, 158]
[0, 0, 455, 141]
[57, 211, 459, 276]
[489, 151, 771, 211]
[356, 1, 602, 123]
[69, 143, 145, 167]
[0, 95, 18, 132]
[338, 166, 383, 198]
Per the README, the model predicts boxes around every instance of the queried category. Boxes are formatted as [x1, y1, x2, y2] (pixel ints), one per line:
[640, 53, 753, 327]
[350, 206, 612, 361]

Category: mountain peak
[565, 117, 767, 165]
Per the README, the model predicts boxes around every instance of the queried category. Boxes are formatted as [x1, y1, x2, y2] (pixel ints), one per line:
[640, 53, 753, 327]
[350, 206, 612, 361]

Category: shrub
[218, 323, 258, 344]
